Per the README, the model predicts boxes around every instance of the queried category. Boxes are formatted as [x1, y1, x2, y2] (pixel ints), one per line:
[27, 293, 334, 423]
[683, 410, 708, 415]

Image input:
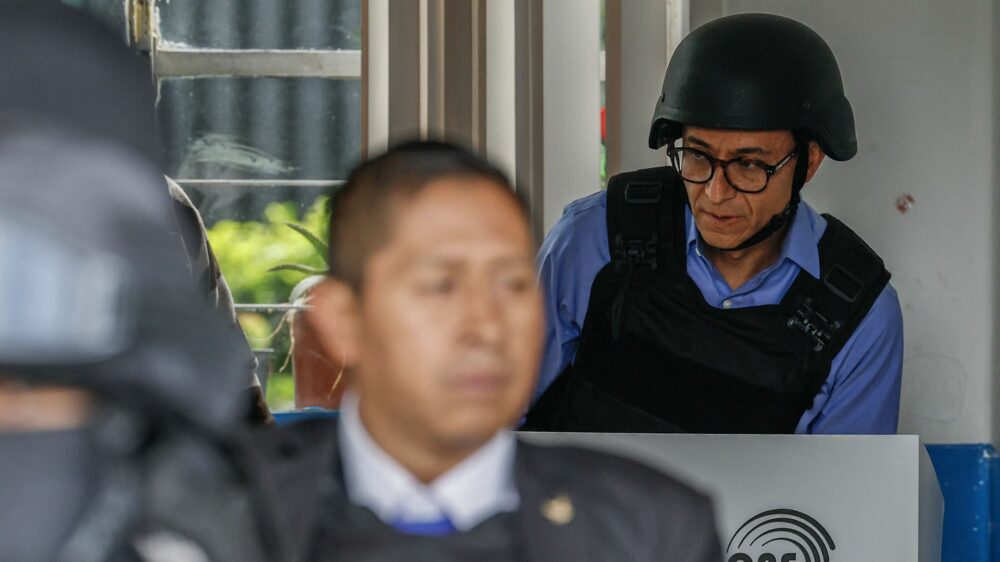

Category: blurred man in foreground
[0, 0, 271, 426]
[255, 141, 722, 561]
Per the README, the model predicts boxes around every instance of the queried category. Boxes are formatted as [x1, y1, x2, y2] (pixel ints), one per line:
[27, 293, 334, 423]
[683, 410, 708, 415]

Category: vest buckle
[613, 234, 658, 270]
[787, 298, 841, 352]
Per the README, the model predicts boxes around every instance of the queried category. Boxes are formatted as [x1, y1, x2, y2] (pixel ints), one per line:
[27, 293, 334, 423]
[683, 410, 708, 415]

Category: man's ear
[804, 140, 826, 183]
[303, 278, 361, 372]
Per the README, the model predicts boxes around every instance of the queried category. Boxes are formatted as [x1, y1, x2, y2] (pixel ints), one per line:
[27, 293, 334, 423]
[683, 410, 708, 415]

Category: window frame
[146, 5, 363, 314]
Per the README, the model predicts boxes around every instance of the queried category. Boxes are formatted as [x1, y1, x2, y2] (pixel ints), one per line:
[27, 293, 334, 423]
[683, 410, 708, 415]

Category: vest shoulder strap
[605, 166, 686, 270]
[785, 214, 891, 357]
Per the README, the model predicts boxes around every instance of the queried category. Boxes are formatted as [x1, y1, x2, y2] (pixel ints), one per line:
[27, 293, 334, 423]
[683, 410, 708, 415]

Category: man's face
[681, 126, 807, 250]
[348, 177, 542, 455]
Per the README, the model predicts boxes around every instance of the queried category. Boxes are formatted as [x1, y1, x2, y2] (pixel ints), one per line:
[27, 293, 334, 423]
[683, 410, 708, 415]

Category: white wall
[541, 0, 602, 233]
[715, 0, 998, 444]
[484, 1, 517, 183]
[618, 1, 669, 173]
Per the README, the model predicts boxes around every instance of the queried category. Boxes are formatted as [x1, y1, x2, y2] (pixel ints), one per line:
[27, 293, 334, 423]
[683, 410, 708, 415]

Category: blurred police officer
[525, 14, 903, 434]
[0, 0, 271, 425]
[0, 3, 277, 560]
[253, 141, 722, 561]
[0, 126, 273, 562]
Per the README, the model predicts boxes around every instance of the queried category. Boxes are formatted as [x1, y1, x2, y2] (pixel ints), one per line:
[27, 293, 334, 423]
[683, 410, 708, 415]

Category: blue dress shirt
[535, 190, 903, 434]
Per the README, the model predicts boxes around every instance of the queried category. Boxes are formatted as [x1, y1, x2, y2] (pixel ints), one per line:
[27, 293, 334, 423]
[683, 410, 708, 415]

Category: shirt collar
[338, 390, 520, 532]
[685, 199, 824, 279]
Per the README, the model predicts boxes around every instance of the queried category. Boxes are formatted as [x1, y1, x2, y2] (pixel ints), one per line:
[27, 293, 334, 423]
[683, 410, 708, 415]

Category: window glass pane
[156, 0, 361, 50]
[158, 77, 361, 179]
[190, 185, 333, 413]
[184, 185, 331, 305]
[153, 1, 363, 412]
[182, 182, 334, 225]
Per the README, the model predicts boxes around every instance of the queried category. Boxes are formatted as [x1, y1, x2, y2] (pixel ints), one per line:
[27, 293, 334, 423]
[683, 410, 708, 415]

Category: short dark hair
[327, 139, 528, 290]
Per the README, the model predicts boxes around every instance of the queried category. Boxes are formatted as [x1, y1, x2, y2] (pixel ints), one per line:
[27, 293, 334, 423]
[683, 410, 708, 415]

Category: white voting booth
[520, 433, 943, 562]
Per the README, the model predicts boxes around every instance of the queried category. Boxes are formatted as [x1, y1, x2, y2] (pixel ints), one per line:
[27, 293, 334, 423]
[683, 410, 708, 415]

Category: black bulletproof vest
[313, 498, 525, 562]
[524, 166, 890, 434]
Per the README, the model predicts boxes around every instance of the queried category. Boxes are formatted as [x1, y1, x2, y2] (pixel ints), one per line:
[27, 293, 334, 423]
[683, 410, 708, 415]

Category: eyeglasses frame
[666, 145, 799, 194]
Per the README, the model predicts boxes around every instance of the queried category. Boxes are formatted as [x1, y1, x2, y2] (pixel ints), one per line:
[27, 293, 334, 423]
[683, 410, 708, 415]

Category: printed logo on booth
[726, 508, 836, 562]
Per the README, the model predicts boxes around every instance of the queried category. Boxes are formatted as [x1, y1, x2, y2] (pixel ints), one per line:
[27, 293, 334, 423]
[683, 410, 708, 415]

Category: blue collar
[686, 200, 825, 280]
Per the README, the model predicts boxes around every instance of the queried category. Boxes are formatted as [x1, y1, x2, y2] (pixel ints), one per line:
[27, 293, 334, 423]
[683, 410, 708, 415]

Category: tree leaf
[286, 222, 329, 265]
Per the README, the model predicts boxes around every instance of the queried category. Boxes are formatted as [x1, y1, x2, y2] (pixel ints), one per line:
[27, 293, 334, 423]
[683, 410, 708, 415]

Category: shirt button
[722, 299, 733, 309]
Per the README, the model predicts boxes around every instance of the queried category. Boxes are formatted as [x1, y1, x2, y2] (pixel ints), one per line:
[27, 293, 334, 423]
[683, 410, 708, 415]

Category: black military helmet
[648, 13, 856, 161]
[0, 1, 159, 163]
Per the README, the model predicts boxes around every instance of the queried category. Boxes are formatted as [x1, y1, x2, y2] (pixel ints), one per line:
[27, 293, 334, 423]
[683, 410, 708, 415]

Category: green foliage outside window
[205, 196, 329, 411]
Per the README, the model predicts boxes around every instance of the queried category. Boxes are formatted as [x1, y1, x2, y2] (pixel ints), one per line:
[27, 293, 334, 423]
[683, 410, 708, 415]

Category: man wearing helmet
[524, 13, 903, 434]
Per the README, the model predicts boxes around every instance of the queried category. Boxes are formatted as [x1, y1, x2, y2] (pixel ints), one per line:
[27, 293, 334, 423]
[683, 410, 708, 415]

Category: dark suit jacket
[166, 178, 273, 426]
[248, 420, 722, 562]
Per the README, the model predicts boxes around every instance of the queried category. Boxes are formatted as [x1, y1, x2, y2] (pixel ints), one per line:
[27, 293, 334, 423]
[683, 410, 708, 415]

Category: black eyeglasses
[666, 146, 798, 194]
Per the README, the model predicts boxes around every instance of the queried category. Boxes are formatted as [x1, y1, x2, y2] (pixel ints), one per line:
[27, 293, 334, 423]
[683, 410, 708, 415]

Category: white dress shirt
[338, 391, 520, 532]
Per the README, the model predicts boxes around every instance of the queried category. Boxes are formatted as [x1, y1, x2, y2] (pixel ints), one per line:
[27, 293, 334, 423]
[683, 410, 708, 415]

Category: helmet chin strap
[699, 140, 810, 253]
